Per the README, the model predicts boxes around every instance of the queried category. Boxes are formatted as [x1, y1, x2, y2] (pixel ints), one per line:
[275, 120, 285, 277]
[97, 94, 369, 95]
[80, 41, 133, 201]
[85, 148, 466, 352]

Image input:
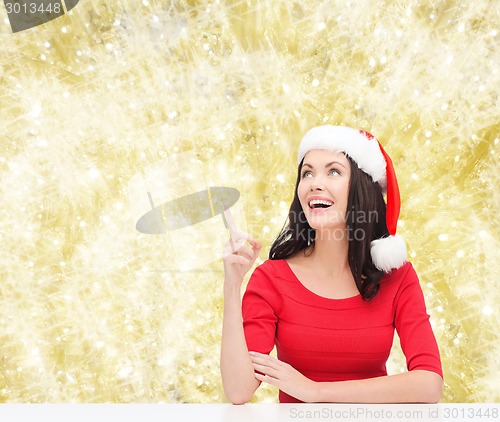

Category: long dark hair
[269, 155, 389, 301]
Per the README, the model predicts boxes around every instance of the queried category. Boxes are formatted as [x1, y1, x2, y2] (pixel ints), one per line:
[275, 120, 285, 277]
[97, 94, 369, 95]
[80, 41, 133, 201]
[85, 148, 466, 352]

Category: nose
[310, 176, 325, 191]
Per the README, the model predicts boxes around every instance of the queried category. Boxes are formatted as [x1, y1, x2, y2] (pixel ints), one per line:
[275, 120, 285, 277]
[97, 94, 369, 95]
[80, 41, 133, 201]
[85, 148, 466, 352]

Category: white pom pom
[370, 234, 407, 272]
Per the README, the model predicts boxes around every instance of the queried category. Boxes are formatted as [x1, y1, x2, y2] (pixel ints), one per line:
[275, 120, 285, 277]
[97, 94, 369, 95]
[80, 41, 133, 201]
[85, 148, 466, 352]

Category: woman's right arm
[220, 230, 262, 404]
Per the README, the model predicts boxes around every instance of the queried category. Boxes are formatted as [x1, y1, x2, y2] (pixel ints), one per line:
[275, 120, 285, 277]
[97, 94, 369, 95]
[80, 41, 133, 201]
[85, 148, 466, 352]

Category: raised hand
[222, 209, 262, 288]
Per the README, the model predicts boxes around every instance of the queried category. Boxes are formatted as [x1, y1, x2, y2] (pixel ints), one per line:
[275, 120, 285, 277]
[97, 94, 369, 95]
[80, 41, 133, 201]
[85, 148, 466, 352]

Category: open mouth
[308, 199, 333, 210]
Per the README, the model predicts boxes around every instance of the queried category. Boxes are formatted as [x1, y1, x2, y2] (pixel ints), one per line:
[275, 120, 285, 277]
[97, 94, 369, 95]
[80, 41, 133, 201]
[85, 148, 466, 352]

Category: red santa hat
[297, 125, 407, 272]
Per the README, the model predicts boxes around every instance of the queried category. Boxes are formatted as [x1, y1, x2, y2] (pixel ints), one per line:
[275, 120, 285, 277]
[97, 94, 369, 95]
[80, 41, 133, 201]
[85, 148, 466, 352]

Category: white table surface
[0, 403, 497, 422]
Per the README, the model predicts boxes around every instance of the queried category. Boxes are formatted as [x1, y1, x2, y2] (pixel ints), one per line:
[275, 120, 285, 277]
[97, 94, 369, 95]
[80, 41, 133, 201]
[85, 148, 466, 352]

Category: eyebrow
[302, 161, 347, 169]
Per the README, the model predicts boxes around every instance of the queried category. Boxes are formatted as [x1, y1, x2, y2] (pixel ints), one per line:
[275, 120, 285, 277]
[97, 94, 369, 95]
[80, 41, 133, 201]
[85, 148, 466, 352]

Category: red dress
[242, 259, 443, 403]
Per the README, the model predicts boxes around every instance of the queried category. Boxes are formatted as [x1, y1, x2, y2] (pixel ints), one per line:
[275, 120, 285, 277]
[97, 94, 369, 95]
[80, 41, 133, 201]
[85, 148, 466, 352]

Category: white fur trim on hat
[298, 125, 387, 188]
[370, 235, 407, 272]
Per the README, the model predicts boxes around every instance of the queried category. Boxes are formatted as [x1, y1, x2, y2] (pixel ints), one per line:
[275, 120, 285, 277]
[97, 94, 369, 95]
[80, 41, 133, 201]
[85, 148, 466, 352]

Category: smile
[308, 199, 334, 210]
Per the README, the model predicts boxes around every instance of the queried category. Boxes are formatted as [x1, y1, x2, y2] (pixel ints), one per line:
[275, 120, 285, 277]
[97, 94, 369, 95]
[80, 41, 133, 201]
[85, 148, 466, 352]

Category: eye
[329, 168, 341, 176]
[301, 170, 312, 179]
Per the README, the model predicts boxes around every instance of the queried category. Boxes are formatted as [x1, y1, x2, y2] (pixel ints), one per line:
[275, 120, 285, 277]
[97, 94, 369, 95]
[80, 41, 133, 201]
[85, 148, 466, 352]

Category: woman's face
[297, 149, 351, 232]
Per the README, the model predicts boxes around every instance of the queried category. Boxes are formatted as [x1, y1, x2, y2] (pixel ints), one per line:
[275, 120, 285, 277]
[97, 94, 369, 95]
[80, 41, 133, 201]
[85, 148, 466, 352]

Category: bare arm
[316, 370, 443, 403]
[220, 283, 260, 404]
[250, 352, 443, 403]
[220, 213, 262, 404]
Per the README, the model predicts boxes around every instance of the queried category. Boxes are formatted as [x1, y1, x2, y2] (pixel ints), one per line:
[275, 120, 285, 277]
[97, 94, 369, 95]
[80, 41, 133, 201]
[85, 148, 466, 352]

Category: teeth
[309, 199, 333, 208]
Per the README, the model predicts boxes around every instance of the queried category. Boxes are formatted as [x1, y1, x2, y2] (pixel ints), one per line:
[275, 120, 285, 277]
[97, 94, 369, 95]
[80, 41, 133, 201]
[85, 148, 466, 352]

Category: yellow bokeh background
[0, 0, 498, 403]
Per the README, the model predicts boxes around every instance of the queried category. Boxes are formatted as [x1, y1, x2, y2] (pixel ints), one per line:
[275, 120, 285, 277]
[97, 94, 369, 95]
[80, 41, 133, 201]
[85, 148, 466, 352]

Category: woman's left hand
[249, 352, 318, 402]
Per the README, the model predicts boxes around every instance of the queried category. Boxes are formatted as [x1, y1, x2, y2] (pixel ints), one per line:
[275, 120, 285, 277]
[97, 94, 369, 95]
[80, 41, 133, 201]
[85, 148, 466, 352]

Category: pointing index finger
[223, 207, 238, 240]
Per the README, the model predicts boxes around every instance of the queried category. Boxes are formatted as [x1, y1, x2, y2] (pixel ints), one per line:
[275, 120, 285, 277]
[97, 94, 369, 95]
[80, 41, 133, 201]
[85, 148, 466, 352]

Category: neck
[306, 228, 350, 277]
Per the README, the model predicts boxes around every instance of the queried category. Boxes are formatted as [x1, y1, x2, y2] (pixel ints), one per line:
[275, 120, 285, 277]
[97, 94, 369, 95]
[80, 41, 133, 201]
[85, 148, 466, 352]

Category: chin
[307, 221, 347, 239]
[306, 216, 345, 230]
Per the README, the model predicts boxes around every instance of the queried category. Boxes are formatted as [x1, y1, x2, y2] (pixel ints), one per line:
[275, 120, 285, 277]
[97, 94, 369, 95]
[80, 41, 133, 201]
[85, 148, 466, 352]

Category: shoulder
[243, 260, 286, 309]
[245, 259, 292, 295]
[378, 261, 420, 299]
[247, 259, 288, 287]
[382, 261, 417, 284]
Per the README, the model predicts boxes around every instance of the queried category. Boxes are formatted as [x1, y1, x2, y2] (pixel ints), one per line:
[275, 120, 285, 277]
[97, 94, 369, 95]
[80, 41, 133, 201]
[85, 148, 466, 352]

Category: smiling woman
[220, 125, 443, 404]
[297, 150, 351, 231]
